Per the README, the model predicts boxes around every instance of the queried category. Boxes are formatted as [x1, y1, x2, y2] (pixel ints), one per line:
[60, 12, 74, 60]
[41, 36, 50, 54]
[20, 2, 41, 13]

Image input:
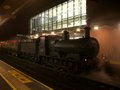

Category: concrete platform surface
[0, 60, 53, 90]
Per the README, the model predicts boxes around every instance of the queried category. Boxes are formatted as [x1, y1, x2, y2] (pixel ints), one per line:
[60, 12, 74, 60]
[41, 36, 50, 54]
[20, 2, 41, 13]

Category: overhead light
[51, 31, 55, 35]
[34, 34, 39, 39]
[61, 30, 64, 33]
[76, 28, 81, 32]
[42, 33, 46, 36]
[93, 25, 99, 30]
[35, 34, 39, 37]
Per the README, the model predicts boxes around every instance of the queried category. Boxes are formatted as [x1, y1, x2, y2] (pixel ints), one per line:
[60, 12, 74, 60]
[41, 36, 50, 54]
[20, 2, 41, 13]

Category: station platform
[0, 60, 53, 90]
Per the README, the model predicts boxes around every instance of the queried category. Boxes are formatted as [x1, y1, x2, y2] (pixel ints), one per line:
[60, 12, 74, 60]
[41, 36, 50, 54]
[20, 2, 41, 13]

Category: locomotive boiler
[51, 27, 100, 72]
[54, 27, 99, 60]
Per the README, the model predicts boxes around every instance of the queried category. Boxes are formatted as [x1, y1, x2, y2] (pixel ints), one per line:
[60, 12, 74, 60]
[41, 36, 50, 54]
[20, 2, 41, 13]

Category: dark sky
[0, 0, 120, 40]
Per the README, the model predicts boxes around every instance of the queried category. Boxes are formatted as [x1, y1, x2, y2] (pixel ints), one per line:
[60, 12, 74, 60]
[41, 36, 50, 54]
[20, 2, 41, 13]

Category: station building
[30, 0, 87, 39]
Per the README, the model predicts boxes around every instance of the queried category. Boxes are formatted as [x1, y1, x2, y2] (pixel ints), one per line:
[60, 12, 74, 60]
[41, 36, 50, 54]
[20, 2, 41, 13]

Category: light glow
[76, 28, 81, 32]
[51, 31, 56, 35]
[42, 33, 46, 36]
[94, 25, 99, 30]
[34, 34, 39, 38]
[61, 30, 64, 33]
[118, 24, 120, 31]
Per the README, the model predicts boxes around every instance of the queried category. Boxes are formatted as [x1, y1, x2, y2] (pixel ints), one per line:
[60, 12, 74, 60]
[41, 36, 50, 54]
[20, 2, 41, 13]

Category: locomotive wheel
[49, 52, 60, 69]
[64, 54, 80, 73]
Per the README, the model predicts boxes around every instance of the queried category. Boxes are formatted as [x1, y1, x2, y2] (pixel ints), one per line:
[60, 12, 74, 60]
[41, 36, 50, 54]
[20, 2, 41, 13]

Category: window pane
[45, 10, 48, 30]
[31, 18, 35, 29]
[38, 14, 42, 31]
[74, 0, 81, 26]
[34, 16, 38, 27]
[57, 4, 62, 29]
[82, 0, 86, 15]
[30, 19, 33, 34]
[75, 17, 81, 26]
[81, 0, 86, 25]
[74, 0, 80, 16]
[82, 15, 86, 25]
[68, 0, 73, 17]
[62, 2, 67, 28]
[53, 7, 57, 30]
[49, 9, 53, 30]
[68, 0, 73, 27]
[42, 12, 45, 30]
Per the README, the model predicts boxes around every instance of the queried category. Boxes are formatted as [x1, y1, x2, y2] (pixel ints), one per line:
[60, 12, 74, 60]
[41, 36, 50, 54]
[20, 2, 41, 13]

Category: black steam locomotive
[1, 26, 100, 73]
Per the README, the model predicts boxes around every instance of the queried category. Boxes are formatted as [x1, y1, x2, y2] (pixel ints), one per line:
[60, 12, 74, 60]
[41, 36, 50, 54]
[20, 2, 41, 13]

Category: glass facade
[30, 0, 86, 34]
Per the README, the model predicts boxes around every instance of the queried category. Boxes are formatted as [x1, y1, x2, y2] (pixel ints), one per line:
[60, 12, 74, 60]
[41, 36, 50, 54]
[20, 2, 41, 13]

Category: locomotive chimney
[84, 26, 91, 38]
[62, 30, 69, 40]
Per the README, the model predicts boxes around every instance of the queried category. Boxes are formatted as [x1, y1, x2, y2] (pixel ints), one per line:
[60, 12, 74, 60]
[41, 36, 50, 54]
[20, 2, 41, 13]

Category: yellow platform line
[9, 70, 32, 84]
[11, 68, 54, 90]
[13, 69, 54, 90]
[0, 60, 53, 90]
[0, 73, 16, 90]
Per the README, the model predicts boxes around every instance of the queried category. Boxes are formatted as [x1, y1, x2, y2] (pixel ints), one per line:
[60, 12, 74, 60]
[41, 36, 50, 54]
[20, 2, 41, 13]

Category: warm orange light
[94, 25, 99, 30]
[34, 34, 39, 38]
[51, 32, 55, 35]
[42, 33, 46, 36]
[61, 30, 64, 33]
[76, 28, 81, 32]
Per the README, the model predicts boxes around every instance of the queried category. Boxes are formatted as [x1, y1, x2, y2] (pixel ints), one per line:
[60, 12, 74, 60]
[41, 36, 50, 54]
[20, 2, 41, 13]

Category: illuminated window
[45, 10, 49, 30]
[31, 18, 35, 29]
[81, 0, 86, 15]
[42, 12, 45, 30]
[49, 9, 53, 30]
[34, 15, 38, 27]
[38, 14, 42, 31]
[30, 19, 33, 34]
[62, 2, 67, 28]
[82, 15, 86, 25]
[74, 0, 81, 26]
[38, 14, 41, 26]
[57, 4, 62, 29]
[53, 7, 57, 30]
[68, 0, 74, 27]
[30, 0, 87, 33]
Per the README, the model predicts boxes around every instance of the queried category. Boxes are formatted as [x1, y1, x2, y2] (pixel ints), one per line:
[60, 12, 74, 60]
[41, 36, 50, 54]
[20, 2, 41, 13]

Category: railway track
[0, 54, 120, 90]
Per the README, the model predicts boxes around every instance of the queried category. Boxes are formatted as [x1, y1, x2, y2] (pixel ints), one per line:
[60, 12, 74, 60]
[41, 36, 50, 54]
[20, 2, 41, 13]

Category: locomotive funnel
[62, 30, 69, 40]
[84, 26, 91, 38]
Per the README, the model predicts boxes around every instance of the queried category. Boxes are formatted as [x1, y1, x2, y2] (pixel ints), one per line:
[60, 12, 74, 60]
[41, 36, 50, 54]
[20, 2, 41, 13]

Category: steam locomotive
[0, 26, 100, 73]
